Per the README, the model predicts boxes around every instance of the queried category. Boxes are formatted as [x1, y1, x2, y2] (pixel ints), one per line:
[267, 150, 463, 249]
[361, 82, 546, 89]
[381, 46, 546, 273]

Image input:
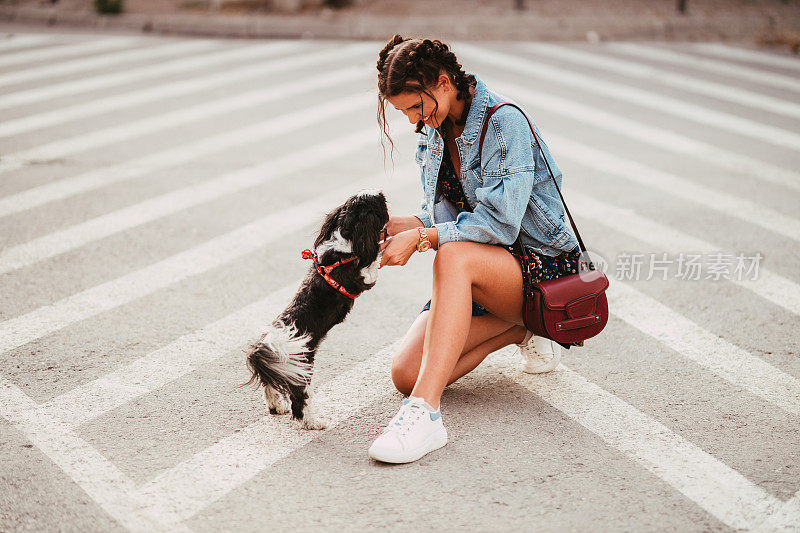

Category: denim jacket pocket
[466, 159, 482, 186]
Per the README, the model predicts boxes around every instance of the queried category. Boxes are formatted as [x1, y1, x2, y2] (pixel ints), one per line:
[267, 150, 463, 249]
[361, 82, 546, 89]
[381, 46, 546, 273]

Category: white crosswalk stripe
[547, 133, 800, 243]
[0, 152, 410, 355]
[484, 77, 800, 192]
[484, 353, 785, 531]
[525, 43, 800, 119]
[0, 40, 307, 111]
[606, 43, 800, 94]
[756, 491, 800, 531]
[0, 33, 56, 50]
[36, 283, 301, 427]
[458, 43, 800, 151]
[0, 65, 368, 175]
[609, 282, 800, 415]
[0, 35, 797, 532]
[571, 192, 800, 316]
[0, 39, 221, 88]
[0, 35, 139, 68]
[0, 377, 183, 533]
[693, 43, 800, 72]
[0, 43, 372, 138]
[0, 108, 395, 275]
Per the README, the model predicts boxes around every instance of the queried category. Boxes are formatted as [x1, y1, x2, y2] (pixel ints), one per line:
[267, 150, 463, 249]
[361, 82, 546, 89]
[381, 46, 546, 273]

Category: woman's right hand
[385, 215, 424, 237]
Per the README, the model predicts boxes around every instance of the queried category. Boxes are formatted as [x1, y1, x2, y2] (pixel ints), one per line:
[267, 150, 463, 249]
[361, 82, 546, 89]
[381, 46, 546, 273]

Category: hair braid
[376, 34, 406, 74]
[376, 36, 476, 165]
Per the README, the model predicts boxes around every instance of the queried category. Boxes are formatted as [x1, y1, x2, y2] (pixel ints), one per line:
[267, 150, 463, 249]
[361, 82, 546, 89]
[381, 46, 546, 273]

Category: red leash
[301, 249, 361, 299]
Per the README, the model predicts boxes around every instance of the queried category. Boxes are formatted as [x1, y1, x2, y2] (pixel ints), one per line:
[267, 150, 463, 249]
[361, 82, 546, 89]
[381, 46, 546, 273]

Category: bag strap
[478, 102, 589, 256]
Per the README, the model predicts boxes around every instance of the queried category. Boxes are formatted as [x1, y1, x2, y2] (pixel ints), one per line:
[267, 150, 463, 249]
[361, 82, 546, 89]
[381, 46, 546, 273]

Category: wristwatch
[416, 227, 431, 252]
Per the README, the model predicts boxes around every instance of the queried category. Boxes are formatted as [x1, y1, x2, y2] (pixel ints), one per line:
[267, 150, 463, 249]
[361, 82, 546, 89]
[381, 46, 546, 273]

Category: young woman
[368, 36, 583, 464]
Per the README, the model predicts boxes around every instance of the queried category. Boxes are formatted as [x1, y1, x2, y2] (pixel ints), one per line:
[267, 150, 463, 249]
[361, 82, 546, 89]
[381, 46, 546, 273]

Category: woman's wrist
[427, 227, 439, 250]
[411, 226, 439, 251]
[388, 216, 425, 236]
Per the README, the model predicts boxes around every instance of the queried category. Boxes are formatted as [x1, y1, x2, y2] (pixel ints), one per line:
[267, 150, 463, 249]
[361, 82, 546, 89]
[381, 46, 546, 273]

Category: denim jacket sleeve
[434, 106, 544, 246]
[412, 136, 433, 228]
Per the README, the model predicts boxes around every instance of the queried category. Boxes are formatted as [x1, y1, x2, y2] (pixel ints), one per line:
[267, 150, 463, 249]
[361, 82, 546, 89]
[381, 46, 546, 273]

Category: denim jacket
[414, 73, 579, 256]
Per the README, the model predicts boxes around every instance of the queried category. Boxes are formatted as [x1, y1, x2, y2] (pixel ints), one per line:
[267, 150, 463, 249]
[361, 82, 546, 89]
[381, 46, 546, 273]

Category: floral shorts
[420, 244, 584, 349]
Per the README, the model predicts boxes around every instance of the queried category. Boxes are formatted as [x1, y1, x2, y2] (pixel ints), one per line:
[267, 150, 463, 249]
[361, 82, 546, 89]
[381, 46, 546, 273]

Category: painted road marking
[0, 35, 139, 69]
[484, 76, 800, 193]
[609, 282, 800, 415]
[571, 192, 800, 317]
[35, 163, 414, 426]
[0, 65, 366, 175]
[458, 43, 800, 151]
[0, 93, 382, 274]
[0, 377, 185, 532]
[0, 34, 57, 51]
[0, 43, 372, 138]
[525, 43, 800, 119]
[547, 133, 800, 243]
[607, 43, 800, 94]
[0, 37, 796, 533]
[0, 73, 368, 221]
[0, 40, 306, 111]
[0, 39, 220, 89]
[755, 489, 800, 531]
[487, 350, 785, 531]
[0, 156, 411, 355]
[693, 43, 800, 73]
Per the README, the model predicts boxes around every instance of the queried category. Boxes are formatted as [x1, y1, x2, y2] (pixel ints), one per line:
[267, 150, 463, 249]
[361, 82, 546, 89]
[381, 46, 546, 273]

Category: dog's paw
[263, 386, 290, 415]
[268, 400, 290, 415]
[299, 415, 329, 430]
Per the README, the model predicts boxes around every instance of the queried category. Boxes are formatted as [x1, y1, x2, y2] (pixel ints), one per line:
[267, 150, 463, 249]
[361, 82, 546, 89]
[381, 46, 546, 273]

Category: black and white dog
[245, 190, 389, 429]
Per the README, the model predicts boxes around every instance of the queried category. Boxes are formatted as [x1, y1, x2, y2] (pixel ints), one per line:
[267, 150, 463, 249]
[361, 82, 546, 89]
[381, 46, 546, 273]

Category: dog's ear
[351, 211, 381, 264]
[314, 205, 343, 249]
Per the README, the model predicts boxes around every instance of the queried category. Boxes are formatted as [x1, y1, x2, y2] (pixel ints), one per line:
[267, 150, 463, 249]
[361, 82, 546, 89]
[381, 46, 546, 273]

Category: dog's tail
[244, 323, 313, 392]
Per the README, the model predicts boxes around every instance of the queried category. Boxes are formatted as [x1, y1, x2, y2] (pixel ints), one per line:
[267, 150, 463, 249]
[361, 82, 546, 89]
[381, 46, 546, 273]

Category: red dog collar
[301, 249, 361, 299]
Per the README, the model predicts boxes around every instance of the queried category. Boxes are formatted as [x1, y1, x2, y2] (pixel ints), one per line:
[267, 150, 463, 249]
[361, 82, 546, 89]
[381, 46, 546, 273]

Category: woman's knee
[389, 312, 427, 395]
[390, 358, 416, 396]
[433, 241, 472, 276]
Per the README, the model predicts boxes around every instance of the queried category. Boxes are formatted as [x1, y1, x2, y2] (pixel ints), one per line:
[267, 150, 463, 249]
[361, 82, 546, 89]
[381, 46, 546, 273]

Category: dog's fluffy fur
[245, 191, 389, 429]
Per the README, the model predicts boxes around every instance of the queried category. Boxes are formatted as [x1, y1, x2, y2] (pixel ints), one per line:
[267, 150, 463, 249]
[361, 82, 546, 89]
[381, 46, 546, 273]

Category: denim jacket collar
[459, 72, 490, 146]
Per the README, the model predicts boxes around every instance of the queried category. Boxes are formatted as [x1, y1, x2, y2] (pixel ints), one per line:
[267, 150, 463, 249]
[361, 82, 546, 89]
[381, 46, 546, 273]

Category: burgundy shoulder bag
[478, 102, 610, 344]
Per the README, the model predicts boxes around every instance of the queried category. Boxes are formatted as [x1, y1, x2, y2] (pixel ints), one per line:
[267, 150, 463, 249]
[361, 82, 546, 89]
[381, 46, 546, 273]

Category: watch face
[418, 240, 431, 252]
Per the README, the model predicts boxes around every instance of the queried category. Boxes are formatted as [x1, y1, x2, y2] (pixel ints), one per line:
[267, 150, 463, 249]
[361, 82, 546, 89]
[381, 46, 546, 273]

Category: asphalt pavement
[0, 28, 798, 532]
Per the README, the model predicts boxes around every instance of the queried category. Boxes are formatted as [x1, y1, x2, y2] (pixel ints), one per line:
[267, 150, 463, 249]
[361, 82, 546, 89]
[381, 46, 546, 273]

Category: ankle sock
[409, 396, 439, 413]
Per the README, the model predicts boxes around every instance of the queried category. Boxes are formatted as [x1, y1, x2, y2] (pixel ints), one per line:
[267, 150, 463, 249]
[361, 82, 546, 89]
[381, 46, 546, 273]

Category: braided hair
[376, 35, 476, 162]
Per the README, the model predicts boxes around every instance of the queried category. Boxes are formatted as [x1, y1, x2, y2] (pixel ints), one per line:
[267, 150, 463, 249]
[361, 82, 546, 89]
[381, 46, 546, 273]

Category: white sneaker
[368, 396, 448, 463]
[518, 333, 562, 374]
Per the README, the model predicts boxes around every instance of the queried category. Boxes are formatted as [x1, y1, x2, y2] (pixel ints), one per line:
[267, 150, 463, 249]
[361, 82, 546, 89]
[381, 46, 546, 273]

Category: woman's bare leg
[391, 310, 526, 395]
[410, 242, 527, 409]
[452, 324, 526, 383]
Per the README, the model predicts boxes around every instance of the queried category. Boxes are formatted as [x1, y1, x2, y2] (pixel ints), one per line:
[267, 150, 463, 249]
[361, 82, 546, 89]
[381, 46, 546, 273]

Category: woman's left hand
[378, 229, 419, 268]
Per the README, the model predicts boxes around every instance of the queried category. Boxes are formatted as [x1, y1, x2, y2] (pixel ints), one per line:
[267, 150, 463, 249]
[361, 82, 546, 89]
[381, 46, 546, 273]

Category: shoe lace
[520, 340, 554, 362]
[384, 403, 427, 438]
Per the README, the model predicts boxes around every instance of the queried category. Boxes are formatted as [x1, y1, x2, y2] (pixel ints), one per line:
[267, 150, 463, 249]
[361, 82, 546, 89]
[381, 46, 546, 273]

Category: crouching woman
[369, 36, 583, 464]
